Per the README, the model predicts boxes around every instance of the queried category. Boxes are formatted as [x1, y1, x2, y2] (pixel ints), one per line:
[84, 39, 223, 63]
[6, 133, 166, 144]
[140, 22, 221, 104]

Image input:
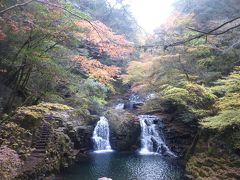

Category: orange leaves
[0, 29, 6, 40]
[73, 55, 120, 84]
[0, 11, 34, 40]
[0, 17, 6, 40]
[9, 21, 19, 33]
[74, 20, 135, 58]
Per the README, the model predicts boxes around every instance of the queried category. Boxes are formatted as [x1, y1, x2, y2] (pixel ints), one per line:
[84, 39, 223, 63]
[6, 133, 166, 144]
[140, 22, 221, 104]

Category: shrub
[0, 146, 22, 179]
[201, 110, 240, 130]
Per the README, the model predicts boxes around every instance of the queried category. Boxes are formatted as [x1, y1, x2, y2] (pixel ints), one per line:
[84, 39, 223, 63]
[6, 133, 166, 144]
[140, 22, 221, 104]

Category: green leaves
[201, 110, 240, 130]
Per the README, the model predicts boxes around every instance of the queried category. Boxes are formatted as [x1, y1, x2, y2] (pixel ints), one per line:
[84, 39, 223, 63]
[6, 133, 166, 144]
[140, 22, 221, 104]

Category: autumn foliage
[0, 0, 135, 88]
[0, 11, 34, 39]
[73, 55, 120, 84]
[75, 20, 135, 58]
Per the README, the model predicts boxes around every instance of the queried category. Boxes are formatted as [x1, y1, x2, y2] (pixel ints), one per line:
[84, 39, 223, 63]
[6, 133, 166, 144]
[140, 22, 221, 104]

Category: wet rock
[160, 115, 197, 157]
[105, 109, 140, 151]
[75, 125, 94, 149]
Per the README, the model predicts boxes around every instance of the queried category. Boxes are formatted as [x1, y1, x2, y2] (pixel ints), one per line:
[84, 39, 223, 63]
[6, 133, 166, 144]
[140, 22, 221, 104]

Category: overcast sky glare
[110, 0, 176, 33]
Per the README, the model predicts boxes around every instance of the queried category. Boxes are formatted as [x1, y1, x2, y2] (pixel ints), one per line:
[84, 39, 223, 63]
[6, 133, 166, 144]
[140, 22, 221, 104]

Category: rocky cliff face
[185, 127, 240, 179]
[0, 103, 98, 179]
[105, 109, 141, 151]
[161, 115, 197, 157]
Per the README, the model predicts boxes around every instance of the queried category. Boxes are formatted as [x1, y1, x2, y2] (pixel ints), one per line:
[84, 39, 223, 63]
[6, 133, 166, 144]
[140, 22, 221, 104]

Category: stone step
[40, 135, 49, 137]
[31, 153, 45, 158]
[40, 129, 50, 132]
[34, 143, 46, 147]
[36, 140, 48, 143]
[36, 139, 48, 143]
[35, 142, 47, 146]
[33, 149, 46, 153]
[35, 142, 47, 145]
[35, 146, 46, 149]
[34, 138, 48, 142]
[39, 133, 49, 136]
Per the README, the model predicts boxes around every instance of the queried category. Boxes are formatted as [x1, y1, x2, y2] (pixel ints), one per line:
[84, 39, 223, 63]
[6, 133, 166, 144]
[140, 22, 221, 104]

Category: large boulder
[105, 109, 140, 151]
[9, 102, 97, 152]
[43, 107, 98, 151]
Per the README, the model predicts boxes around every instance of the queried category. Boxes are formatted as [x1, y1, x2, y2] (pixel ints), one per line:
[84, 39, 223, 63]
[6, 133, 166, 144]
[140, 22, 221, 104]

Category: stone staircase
[32, 122, 51, 155]
[20, 121, 52, 175]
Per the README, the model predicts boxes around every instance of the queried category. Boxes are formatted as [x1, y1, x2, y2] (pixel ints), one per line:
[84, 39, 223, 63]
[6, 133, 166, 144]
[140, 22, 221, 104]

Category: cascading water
[139, 115, 176, 156]
[92, 116, 113, 153]
[115, 103, 124, 110]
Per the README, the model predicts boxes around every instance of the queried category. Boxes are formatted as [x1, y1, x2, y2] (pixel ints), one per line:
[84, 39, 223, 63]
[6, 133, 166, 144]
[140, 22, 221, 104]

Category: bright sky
[111, 0, 176, 33]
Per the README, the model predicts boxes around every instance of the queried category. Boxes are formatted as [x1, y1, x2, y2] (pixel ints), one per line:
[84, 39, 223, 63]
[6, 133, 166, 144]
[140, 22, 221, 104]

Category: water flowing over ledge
[138, 115, 176, 157]
[115, 103, 124, 110]
[92, 116, 113, 153]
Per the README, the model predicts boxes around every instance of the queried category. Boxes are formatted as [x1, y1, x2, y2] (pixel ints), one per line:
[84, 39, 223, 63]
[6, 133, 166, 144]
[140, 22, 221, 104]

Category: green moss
[201, 110, 240, 130]
[46, 131, 74, 170]
[218, 93, 240, 110]
[13, 103, 73, 130]
[186, 126, 240, 179]
[186, 149, 240, 179]
[92, 96, 107, 105]
[141, 83, 216, 123]
[0, 122, 32, 159]
[45, 93, 65, 103]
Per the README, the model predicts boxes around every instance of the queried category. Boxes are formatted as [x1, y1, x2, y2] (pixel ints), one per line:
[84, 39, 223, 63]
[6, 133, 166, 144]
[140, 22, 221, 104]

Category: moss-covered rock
[105, 109, 140, 151]
[17, 130, 75, 180]
[201, 110, 240, 130]
[11, 103, 73, 131]
[0, 122, 32, 159]
[186, 127, 240, 179]
[1, 102, 95, 179]
[141, 83, 217, 123]
[45, 131, 75, 171]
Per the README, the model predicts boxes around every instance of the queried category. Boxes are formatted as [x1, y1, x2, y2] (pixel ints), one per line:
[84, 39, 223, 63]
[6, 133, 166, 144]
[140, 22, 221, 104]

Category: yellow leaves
[122, 53, 154, 85]
[74, 20, 135, 58]
[72, 55, 120, 84]
[164, 11, 194, 30]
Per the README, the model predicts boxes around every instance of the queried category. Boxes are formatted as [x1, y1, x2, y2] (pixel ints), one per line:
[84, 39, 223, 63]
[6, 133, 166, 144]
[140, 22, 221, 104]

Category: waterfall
[92, 116, 113, 153]
[115, 103, 124, 110]
[139, 115, 176, 156]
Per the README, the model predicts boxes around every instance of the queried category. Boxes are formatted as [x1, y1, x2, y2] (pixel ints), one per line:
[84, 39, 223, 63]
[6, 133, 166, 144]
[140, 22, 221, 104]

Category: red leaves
[73, 55, 120, 84]
[0, 29, 6, 40]
[0, 17, 6, 40]
[0, 12, 34, 40]
[72, 19, 130, 83]
[75, 20, 135, 58]
[9, 21, 19, 33]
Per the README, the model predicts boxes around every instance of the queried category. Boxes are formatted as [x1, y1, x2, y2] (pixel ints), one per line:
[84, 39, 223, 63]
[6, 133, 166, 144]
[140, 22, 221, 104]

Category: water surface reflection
[59, 152, 184, 180]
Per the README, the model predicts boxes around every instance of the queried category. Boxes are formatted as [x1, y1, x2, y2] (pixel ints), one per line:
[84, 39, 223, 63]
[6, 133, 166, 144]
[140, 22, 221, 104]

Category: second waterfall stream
[139, 115, 176, 156]
[92, 116, 113, 153]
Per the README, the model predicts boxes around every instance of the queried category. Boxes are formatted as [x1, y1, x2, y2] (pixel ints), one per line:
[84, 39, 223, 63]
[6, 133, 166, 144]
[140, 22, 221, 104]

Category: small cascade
[129, 93, 144, 104]
[138, 115, 176, 156]
[146, 93, 156, 100]
[92, 116, 113, 153]
[129, 93, 144, 109]
[115, 103, 125, 110]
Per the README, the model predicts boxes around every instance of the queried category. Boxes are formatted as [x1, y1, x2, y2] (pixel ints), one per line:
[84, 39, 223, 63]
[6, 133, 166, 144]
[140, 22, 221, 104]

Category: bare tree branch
[162, 16, 240, 49]
[138, 16, 240, 50]
[187, 16, 240, 35]
[0, 0, 33, 15]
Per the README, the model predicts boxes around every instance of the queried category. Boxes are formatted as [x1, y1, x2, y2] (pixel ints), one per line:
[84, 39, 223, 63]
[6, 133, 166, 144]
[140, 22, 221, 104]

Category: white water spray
[139, 115, 176, 156]
[115, 103, 124, 110]
[92, 116, 113, 153]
